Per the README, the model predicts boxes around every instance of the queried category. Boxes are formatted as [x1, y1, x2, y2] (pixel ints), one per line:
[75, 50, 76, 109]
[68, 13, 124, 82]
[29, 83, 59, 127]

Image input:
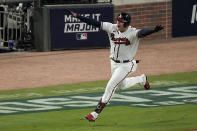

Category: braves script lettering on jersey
[110, 33, 130, 45]
[102, 22, 139, 61]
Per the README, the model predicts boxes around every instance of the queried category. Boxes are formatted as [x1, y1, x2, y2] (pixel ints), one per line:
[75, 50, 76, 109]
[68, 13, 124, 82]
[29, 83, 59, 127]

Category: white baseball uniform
[101, 22, 146, 103]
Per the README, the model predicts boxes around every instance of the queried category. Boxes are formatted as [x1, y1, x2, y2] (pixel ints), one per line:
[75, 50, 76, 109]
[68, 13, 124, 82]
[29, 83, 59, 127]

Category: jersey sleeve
[129, 27, 140, 43]
[101, 22, 113, 33]
[132, 28, 140, 38]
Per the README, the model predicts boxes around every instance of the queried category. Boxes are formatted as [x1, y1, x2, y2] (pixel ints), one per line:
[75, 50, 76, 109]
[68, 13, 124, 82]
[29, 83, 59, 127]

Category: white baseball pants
[101, 59, 145, 103]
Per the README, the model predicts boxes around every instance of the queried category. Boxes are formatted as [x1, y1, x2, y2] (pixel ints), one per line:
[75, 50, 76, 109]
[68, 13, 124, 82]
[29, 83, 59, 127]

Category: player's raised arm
[65, 9, 101, 28]
[137, 25, 164, 38]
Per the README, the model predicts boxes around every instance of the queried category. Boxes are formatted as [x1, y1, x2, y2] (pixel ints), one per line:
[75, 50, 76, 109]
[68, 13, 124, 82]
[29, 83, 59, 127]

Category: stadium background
[0, 0, 197, 131]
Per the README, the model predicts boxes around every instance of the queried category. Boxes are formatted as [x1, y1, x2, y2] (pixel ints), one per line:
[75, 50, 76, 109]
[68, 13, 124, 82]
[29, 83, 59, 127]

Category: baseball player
[66, 9, 163, 122]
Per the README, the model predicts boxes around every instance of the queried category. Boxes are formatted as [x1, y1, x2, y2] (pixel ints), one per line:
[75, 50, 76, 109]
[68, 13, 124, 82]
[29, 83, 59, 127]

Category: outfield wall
[33, 0, 197, 51]
[33, 4, 114, 51]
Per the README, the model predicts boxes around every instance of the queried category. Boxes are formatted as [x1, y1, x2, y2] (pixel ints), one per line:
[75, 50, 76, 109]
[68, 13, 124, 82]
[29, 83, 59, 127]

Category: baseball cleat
[144, 75, 150, 90]
[85, 114, 95, 122]
[85, 112, 98, 122]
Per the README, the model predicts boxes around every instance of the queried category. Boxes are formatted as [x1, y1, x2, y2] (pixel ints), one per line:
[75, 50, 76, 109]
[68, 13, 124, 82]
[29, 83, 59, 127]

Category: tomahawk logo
[191, 4, 197, 24]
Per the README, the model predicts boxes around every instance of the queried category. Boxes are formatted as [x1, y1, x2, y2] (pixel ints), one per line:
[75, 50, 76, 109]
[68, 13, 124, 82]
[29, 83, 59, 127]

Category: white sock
[91, 111, 99, 119]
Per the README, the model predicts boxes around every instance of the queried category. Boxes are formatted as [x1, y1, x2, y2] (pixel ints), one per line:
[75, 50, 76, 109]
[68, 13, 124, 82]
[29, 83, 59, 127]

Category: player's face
[117, 21, 127, 32]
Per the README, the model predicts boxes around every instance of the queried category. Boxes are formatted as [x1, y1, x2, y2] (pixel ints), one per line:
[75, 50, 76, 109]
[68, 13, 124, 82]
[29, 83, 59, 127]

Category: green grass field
[0, 71, 197, 131]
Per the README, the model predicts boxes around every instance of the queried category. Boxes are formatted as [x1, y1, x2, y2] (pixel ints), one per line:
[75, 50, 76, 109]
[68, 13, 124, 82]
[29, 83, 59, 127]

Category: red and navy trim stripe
[116, 45, 120, 59]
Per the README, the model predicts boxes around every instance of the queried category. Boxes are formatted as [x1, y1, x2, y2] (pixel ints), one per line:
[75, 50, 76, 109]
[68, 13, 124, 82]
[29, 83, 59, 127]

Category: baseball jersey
[101, 22, 140, 61]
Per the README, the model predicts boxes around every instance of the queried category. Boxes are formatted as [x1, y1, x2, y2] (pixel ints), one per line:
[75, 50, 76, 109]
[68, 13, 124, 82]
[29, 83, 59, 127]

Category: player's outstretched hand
[154, 25, 164, 32]
[65, 9, 77, 17]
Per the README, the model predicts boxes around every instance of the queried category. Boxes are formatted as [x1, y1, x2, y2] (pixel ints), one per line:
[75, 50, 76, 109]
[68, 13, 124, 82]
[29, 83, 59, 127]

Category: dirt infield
[0, 36, 197, 91]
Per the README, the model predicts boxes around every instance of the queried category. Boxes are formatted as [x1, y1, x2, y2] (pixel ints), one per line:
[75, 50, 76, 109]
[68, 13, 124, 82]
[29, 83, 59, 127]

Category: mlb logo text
[76, 33, 88, 40]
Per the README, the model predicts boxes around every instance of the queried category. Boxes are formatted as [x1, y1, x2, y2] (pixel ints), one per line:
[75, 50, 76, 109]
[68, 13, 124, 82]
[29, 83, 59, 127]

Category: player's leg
[101, 66, 130, 103]
[119, 74, 147, 90]
[85, 62, 133, 121]
[118, 60, 150, 90]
